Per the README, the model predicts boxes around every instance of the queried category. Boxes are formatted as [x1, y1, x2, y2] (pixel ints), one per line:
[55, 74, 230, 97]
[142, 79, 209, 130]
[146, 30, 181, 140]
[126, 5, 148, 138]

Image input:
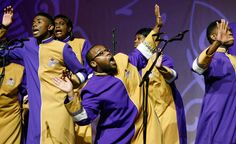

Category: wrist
[215, 40, 223, 46]
[153, 25, 161, 32]
[0, 24, 9, 30]
[67, 90, 74, 97]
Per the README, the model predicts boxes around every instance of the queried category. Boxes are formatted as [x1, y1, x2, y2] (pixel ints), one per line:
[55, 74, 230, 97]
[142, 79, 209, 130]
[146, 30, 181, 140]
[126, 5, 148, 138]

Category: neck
[94, 71, 109, 76]
[217, 47, 228, 53]
[37, 33, 52, 43]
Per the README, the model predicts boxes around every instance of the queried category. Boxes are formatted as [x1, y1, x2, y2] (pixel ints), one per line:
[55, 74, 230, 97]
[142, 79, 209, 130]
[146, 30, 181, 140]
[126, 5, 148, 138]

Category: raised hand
[52, 77, 73, 93]
[2, 6, 13, 27]
[216, 19, 233, 44]
[155, 4, 162, 28]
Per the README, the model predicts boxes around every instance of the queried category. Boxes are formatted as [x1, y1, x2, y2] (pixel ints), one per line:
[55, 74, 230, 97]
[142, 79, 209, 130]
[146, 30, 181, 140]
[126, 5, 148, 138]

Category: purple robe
[194, 52, 236, 144]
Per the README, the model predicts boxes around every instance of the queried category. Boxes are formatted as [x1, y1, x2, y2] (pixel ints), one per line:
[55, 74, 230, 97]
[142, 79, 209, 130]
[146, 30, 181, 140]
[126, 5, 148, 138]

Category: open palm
[2, 6, 13, 27]
[52, 77, 73, 93]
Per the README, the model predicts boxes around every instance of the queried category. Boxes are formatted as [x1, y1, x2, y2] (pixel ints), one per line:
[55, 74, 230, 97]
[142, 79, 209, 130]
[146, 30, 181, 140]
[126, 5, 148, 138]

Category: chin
[109, 67, 118, 75]
[56, 36, 63, 40]
[226, 41, 234, 47]
[33, 35, 39, 39]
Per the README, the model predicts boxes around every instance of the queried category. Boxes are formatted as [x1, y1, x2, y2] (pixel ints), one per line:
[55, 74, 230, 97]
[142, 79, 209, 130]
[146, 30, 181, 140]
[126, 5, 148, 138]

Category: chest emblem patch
[48, 58, 59, 67]
[125, 69, 130, 78]
[6, 78, 15, 86]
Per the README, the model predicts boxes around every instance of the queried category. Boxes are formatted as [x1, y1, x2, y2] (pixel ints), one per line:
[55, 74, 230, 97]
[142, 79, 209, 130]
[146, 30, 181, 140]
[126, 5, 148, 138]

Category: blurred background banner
[1, 0, 235, 143]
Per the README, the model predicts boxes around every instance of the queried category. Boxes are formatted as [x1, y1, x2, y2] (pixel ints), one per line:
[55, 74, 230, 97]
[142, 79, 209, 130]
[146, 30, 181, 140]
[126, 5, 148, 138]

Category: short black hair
[54, 14, 73, 31]
[35, 12, 54, 26]
[136, 28, 152, 37]
[206, 20, 221, 44]
[86, 45, 97, 67]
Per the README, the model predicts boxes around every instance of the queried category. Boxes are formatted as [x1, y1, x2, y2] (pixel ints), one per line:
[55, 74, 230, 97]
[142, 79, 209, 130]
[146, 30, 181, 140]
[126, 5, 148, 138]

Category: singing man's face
[134, 34, 145, 48]
[54, 18, 71, 40]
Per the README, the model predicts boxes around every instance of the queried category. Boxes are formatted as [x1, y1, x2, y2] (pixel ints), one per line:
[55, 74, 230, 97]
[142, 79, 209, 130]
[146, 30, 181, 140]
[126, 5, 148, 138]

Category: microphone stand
[139, 30, 189, 144]
[112, 28, 117, 54]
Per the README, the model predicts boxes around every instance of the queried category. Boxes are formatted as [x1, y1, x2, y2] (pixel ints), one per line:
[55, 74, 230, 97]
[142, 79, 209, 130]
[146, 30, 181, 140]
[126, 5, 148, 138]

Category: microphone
[152, 32, 165, 37]
[168, 30, 189, 42]
[152, 32, 167, 42]
[154, 30, 189, 42]
[112, 28, 117, 54]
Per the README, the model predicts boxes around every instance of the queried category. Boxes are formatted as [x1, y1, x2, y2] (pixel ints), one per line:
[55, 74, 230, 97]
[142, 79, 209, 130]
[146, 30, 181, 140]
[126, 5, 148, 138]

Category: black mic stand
[139, 30, 189, 144]
[112, 28, 117, 54]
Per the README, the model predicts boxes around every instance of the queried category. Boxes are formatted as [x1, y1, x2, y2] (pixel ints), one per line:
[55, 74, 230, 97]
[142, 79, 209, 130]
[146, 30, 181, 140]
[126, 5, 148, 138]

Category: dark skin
[53, 3, 163, 96]
[206, 19, 234, 55]
[53, 45, 117, 96]
[32, 16, 54, 42]
[54, 18, 71, 40]
[87, 45, 117, 75]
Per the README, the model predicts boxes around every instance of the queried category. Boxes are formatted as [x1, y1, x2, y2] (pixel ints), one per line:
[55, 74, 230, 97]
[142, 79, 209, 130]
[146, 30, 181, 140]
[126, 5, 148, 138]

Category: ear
[68, 27, 72, 33]
[210, 33, 217, 41]
[48, 25, 54, 31]
[90, 61, 97, 68]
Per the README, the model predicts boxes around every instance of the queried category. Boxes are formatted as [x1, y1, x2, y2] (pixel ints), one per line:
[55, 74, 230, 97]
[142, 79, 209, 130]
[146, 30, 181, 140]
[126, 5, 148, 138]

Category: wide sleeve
[128, 29, 159, 71]
[63, 44, 88, 83]
[81, 40, 93, 74]
[64, 89, 100, 126]
[161, 54, 177, 83]
[192, 48, 214, 75]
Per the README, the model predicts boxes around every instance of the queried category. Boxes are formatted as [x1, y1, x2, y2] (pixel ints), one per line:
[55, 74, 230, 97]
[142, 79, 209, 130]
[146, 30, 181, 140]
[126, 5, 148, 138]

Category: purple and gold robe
[192, 48, 236, 144]
[142, 54, 187, 144]
[1, 37, 87, 144]
[63, 36, 93, 144]
[66, 43, 163, 144]
[0, 63, 26, 144]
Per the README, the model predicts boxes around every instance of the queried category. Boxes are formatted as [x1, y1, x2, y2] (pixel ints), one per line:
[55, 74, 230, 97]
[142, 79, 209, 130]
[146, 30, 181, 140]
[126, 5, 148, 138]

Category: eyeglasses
[91, 49, 110, 61]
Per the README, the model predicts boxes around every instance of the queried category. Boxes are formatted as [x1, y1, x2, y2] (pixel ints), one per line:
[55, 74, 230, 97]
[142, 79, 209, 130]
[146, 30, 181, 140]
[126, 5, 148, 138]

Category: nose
[55, 24, 60, 29]
[32, 23, 37, 28]
[105, 49, 112, 57]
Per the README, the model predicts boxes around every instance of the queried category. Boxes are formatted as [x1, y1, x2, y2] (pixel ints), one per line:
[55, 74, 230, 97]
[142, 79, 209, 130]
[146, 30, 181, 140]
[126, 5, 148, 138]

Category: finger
[216, 22, 219, 29]
[53, 77, 63, 84]
[9, 7, 13, 15]
[221, 19, 226, 30]
[155, 4, 160, 17]
[65, 76, 70, 82]
[225, 21, 229, 31]
[6, 6, 11, 14]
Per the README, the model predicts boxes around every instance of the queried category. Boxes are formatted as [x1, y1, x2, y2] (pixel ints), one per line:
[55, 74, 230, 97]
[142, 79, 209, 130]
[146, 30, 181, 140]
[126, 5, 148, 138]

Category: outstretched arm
[192, 19, 233, 74]
[206, 19, 231, 55]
